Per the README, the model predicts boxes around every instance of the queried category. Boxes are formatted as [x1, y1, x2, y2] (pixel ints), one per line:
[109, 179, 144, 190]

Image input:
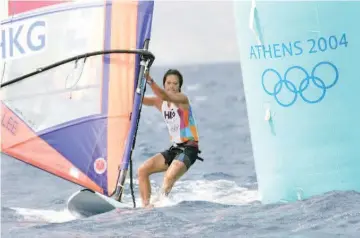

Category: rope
[129, 156, 136, 208]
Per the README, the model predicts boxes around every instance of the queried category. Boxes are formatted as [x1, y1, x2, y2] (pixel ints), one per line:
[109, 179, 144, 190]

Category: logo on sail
[1, 19, 47, 61]
[94, 157, 107, 175]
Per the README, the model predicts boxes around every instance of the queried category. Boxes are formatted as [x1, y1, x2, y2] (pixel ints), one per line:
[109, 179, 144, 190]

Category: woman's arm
[143, 96, 162, 111]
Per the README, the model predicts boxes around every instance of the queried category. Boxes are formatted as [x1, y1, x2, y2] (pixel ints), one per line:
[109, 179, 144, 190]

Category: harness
[170, 141, 204, 162]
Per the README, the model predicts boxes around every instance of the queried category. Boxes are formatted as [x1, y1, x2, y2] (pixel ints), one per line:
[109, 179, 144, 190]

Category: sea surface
[2, 63, 360, 237]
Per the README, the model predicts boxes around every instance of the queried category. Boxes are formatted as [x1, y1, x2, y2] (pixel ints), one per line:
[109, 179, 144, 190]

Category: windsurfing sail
[1, 0, 155, 201]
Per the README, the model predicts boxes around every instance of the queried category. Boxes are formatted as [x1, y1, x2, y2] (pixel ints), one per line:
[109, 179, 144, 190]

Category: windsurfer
[138, 69, 202, 208]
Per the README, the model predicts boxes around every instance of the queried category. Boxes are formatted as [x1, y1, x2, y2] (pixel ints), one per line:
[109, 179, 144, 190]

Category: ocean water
[1, 63, 360, 238]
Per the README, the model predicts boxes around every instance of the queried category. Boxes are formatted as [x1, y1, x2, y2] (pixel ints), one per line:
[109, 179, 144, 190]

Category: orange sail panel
[105, 0, 140, 198]
[1, 0, 155, 196]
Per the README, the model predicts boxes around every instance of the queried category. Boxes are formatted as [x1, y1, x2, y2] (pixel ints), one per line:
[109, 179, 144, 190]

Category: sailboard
[1, 0, 156, 218]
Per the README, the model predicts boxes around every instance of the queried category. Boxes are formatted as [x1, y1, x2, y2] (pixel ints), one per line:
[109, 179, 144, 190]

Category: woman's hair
[162, 69, 183, 91]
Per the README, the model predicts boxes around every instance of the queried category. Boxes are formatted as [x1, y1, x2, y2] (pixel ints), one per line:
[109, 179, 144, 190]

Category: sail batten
[1, 0, 155, 197]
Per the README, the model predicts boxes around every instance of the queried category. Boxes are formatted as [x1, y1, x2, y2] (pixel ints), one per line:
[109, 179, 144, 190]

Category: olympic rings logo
[261, 61, 339, 107]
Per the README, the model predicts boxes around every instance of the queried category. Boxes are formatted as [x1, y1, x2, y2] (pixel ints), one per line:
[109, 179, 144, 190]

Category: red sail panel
[8, 0, 71, 15]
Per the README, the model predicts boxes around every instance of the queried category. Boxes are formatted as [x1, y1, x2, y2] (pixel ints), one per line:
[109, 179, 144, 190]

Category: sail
[1, 0, 155, 197]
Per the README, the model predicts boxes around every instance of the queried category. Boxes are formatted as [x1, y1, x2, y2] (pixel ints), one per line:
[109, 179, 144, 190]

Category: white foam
[11, 207, 76, 223]
[12, 179, 258, 220]
[129, 179, 259, 208]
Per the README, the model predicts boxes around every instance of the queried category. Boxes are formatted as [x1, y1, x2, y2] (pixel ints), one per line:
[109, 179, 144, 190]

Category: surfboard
[67, 189, 132, 218]
[1, 0, 156, 217]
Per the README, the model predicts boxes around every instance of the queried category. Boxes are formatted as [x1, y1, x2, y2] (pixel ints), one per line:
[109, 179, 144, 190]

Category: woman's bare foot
[144, 203, 154, 209]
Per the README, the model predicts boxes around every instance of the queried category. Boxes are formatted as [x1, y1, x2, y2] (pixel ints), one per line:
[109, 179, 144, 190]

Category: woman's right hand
[145, 70, 154, 85]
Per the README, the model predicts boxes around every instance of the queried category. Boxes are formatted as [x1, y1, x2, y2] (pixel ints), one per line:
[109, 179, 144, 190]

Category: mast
[112, 39, 151, 204]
